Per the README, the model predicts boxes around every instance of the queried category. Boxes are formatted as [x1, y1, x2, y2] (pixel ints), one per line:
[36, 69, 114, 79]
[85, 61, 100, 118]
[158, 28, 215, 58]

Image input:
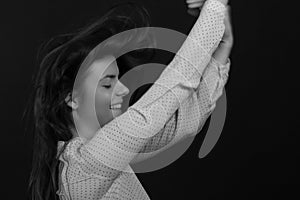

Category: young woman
[27, 0, 233, 199]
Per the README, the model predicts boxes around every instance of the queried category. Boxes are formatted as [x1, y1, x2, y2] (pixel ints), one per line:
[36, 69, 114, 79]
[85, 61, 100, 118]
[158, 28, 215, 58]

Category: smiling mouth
[109, 104, 122, 110]
[110, 108, 121, 110]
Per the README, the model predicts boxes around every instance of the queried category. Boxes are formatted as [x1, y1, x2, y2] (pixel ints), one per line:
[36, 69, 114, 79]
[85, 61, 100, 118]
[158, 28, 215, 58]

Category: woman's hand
[186, 0, 233, 64]
[212, 5, 233, 65]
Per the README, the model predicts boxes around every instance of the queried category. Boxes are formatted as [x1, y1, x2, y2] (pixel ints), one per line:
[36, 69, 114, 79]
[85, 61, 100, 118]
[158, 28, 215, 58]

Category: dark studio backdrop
[0, 0, 299, 199]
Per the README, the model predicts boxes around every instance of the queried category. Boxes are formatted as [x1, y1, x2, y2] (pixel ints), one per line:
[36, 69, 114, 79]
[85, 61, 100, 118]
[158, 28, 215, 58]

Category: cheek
[95, 89, 113, 124]
[95, 89, 112, 109]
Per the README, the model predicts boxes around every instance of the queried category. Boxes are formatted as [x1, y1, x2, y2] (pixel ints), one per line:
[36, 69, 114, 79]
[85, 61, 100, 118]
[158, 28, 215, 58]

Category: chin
[111, 109, 122, 119]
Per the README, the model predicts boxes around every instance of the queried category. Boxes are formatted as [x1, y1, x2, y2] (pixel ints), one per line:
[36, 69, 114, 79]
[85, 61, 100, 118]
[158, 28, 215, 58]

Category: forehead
[87, 55, 119, 80]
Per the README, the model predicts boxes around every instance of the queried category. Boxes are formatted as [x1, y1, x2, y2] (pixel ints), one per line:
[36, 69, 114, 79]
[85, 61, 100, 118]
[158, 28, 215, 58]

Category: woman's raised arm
[65, 0, 228, 198]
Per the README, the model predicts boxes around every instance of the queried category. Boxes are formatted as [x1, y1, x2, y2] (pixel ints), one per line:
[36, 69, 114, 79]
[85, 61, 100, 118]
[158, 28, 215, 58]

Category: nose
[116, 81, 130, 97]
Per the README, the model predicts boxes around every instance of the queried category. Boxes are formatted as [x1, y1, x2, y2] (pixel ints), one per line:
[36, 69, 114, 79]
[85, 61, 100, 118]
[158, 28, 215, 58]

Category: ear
[65, 92, 79, 110]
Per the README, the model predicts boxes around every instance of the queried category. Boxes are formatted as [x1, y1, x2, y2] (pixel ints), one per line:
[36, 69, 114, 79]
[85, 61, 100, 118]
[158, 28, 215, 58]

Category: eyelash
[103, 85, 111, 89]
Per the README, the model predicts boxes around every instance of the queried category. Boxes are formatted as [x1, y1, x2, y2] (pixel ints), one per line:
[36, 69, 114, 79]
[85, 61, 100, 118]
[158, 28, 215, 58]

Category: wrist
[211, 56, 230, 68]
[212, 42, 232, 65]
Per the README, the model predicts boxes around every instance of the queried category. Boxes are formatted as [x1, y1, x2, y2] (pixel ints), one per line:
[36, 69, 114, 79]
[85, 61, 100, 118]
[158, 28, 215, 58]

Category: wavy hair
[24, 2, 155, 200]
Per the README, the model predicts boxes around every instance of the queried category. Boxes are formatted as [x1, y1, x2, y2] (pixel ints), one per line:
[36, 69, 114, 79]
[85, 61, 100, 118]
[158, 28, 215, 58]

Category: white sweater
[56, 0, 230, 199]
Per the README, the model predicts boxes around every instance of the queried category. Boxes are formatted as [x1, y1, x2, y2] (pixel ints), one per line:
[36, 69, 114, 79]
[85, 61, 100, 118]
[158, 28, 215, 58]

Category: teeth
[110, 104, 121, 109]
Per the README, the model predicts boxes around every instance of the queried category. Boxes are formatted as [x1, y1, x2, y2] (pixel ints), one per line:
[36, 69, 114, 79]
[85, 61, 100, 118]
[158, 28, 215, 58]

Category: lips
[110, 101, 122, 110]
[110, 104, 121, 109]
[110, 101, 123, 106]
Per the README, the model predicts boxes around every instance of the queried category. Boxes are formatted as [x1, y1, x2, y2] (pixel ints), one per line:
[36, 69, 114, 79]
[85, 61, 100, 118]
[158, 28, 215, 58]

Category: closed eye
[103, 85, 111, 89]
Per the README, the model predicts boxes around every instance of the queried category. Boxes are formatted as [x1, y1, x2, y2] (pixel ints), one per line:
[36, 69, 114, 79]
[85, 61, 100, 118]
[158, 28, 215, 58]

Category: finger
[187, 2, 204, 8]
[225, 6, 233, 35]
[187, 8, 200, 17]
[186, 0, 204, 3]
[222, 6, 233, 45]
[227, 6, 233, 32]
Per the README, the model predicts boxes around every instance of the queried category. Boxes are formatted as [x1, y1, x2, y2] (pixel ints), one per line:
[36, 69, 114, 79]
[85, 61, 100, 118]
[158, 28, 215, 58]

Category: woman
[27, 0, 233, 199]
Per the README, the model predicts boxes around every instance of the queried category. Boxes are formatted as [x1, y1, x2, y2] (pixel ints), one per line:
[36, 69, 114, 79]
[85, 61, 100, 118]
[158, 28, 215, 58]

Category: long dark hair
[24, 2, 155, 200]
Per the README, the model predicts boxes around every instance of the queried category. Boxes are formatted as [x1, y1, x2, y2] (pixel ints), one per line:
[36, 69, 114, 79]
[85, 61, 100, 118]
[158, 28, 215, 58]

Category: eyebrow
[99, 74, 117, 82]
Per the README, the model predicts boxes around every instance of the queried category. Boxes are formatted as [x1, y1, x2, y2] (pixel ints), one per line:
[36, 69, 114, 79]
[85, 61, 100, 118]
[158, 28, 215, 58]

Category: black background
[1, 0, 299, 199]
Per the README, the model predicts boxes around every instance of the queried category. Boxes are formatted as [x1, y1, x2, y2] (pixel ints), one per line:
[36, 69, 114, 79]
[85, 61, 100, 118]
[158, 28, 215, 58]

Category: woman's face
[74, 55, 130, 138]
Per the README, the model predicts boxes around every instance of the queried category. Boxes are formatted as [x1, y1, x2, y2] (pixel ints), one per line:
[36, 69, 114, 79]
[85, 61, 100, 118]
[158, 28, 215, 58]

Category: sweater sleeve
[66, 0, 227, 198]
[130, 57, 230, 164]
